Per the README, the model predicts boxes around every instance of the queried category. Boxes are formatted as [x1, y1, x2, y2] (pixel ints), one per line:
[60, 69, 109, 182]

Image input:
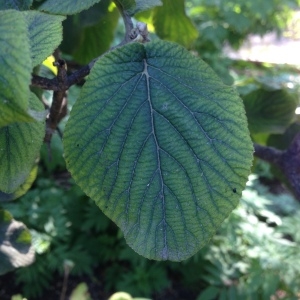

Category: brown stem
[44, 59, 68, 145]
[254, 133, 300, 200]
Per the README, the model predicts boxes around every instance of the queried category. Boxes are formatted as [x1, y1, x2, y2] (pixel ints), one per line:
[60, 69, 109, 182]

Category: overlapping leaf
[0, 209, 35, 275]
[115, 0, 162, 15]
[61, 0, 118, 64]
[0, 10, 33, 127]
[243, 89, 298, 134]
[73, 2, 119, 64]
[23, 11, 65, 67]
[153, 0, 198, 48]
[38, 0, 102, 15]
[64, 40, 253, 261]
[0, 93, 45, 193]
[0, 0, 32, 10]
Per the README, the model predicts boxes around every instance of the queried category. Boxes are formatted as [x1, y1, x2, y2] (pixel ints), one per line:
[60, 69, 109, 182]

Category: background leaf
[0, 93, 45, 193]
[0, 9, 33, 127]
[38, 0, 103, 15]
[243, 89, 298, 134]
[0, 0, 32, 10]
[72, 1, 119, 64]
[23, 11, 65, 67]
[0, 209, 35, 275]
[153, 0, 198, 47]
[64, 40, 253, 261]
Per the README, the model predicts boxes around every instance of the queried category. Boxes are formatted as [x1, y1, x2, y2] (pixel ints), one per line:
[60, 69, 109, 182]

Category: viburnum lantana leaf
[23, 11, 65, 67]
[38, 0, 102, 15]
[0, 0, 32, 10]
[0, 93, 45, 193]
[0, 9, 33, 127]
[64, 40, 253, 261]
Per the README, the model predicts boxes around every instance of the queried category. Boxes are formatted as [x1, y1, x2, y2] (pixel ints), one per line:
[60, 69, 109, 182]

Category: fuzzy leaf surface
[38, 0, 102, 15]
[153, 0, 198, 48]
[0, 0, 32, 10]
[0, 209, 34, 275]
[64, 40, 253, 261]
[0, 10, 33, 127]
[23, 11, 65, 67]
[0, 93, 44, 193]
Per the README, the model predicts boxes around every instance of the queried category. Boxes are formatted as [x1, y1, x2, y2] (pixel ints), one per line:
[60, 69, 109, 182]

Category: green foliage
[153, 0, 198, 47]
[37, 0, 103, 15]
[23, 11, 65, 66]
[0, 9, 33, 126]
[71, 1, 119, 64]
[64, 39, 252, 261]
[243, 88, 298, 134]
[0, 93, 44, 193]
[0, 0, 300, 298]
[115, 0, 162, 16]
[0, 0, 32, 10]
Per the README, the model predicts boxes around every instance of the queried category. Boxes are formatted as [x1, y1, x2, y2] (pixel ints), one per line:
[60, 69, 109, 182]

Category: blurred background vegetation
[1, 0, 300, 299]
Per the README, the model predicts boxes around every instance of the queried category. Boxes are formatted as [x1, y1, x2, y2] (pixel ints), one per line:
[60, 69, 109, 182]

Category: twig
[254, 133, 300, 200]
[44, 59, 68, 145]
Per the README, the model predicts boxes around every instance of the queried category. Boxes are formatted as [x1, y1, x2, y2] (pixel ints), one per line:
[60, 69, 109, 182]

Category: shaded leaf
[73, 2, 119, 64]
[0, 92, 45, 193]
[23, 11, 65, 67]
[134, 0, 162, 15]
[243, 89, 298, 134]
[153, 0, 198, 47]
[0, 164, 38, 202]
[0, 9, 33, 127]
[115, 0, 162, 16]
[38, 0, 103, 15]
[197, 286, 220, 300]
[0, 209, 35, 275]
[64, 40, 253, 261]
[0, 0, 32, 10]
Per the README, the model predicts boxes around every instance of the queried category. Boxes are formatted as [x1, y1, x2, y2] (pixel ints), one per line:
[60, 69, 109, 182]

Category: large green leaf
[38, 0, 102, 15]
[0, 93, 45, 193]
[64, 40, 253, 261]
[0, 0, 32, 10]
[243, 89, 298, 134]
[23, 11, 65, 67]
[0, 9, 33, 127]
[0, 209, 35, 275]
[153, 0, 198, 48]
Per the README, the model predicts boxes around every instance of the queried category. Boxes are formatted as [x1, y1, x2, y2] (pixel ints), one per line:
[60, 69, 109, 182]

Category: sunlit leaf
[64, 40, 253, 261]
